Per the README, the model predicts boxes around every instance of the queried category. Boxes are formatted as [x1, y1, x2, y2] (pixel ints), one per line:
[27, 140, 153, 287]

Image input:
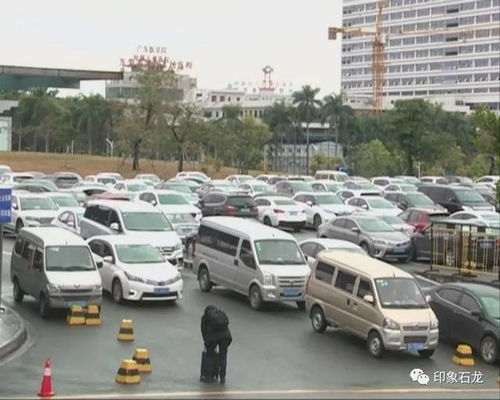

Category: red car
[85, 191, 132, 206]
[399, 208, 449, 233]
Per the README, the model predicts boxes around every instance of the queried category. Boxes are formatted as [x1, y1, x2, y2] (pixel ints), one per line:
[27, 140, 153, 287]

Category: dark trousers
[206, 339, 229, 379]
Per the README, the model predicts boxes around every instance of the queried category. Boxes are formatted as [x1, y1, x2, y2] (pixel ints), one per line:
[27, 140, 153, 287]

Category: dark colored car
[49, 172, 82, 189]
[428, 283, 499, 364]
[399, 208, 450, 233]
[275, 180, 313, 197]
[418, 184, 494, 214]
[267, 176, 287, 185]
[199, 191, 258, 218]
[384, 191, 443, 211]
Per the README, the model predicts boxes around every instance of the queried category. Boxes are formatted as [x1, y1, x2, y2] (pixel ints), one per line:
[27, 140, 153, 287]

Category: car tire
[112, 279, 124, 304]
[480, 335, 497, 364]
[367, 331, 385, 358]
[249, 285, 263, 310]
[39, 293, 50, 318]
[410, 245, 417, 261]
[15, 219, 24, 235]
[418, 349, 434, 359]
[13, 278, 24, 303]
[198, 267, 213, 292]
[360, 242, 372, 257]
[263, 216, 272, 226]
[313, 215, 322, 230]
[294, 226, 301, 232]
[296, 301, 306, 311]
[310, 306, 327, 333]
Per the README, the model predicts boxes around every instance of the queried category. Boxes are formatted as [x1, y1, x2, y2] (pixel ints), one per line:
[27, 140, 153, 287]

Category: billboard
[0, 117, 12, 151]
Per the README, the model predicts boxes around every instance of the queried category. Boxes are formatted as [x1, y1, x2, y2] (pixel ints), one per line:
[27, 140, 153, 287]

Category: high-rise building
[341, 0, 500, 112]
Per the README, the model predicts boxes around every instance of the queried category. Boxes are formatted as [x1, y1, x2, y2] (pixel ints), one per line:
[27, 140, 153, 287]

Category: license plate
[67, 301, 86, 307]
[154, 288, 171, 294]
[394, 247, 405, 253]
[182, 228, 191, 233]
[289, 211, 298, 216]
[407, 343, 425, 351]
[241, 207, 249, 212]
[283, 288, 300, 297]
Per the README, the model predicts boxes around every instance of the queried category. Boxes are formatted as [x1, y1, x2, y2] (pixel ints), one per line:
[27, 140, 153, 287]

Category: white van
[10, 227, 103, 317]
[193, 216, 310, 310]
[314, 170, 349, 182]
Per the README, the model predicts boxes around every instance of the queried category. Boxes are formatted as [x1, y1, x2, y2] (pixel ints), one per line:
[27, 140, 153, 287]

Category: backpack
[211, 309, 229, 332]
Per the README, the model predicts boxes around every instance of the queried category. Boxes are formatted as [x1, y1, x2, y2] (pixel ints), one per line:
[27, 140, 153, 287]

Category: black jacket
[201, 306, 232, 345]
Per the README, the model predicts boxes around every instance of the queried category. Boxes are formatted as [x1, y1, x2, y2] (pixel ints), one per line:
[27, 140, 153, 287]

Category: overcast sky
[2, 0, 342, 97]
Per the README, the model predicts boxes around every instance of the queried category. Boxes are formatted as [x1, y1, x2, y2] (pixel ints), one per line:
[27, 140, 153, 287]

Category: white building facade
[341, 0, 500, 112]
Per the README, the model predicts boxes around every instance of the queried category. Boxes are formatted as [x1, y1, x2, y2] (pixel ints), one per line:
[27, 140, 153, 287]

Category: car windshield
[454, 189, 486, 202]
[189, 172, 208, 180]
[274, 199, 296, 206]
[366, 198, 395, 208]
[166, 213, 195, 223]
[290, 181, 313, 191]
[158, 194, 189, 205]
[381, 215, 405, 225]
[46, 246, 95, 272]
[316, 195, 343, 205]
[228, 196, 255, 206]
[20, 197, 57, 211]
[480, 295, 500, 319]
[165, 185, 191, 194]
[14, 176, 34, 183]
[252, 184, 270, 192]
[33, 180, 58, 190]
[115, 244, 164, 264]
[125, 183, 147, 192]
[51, 196, 80, 207]
[122, 212, 173, 231]
[401, 184, 417, 192]
[358, 183, 378, 190]
[407, 193, 435, 206]
[254, 239, 305, 265]
[326, 183, 342, 192]
[238, 176, 253, 182]
[142, 175, 160, 183]
[375, 278, 427, 309]
[357, 218, 395, 232]
[97, 177, 116, 185]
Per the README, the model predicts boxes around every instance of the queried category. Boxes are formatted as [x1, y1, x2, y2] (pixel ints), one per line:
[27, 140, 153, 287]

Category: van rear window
[227, 196, 255, 207]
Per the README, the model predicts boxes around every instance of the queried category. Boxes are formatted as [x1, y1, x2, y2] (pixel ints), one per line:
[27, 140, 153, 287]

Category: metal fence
[430, 222, 499, 280]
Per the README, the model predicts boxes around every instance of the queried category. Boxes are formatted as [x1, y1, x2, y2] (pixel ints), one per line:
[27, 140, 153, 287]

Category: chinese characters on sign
[410, 368, 484, 386]
[0, 188, 12, 224]
[120, 45, 193, 72]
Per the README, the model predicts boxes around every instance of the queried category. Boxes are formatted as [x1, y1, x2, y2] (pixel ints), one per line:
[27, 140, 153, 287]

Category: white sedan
[136, 190, 202, 221]
[299, 238, 366, 266]
[52, 209, 84, 234]
[88, 236, 183, 303]
[292, 192, 356, 230]
[254, 196, 306, 231]
[346, 196, 401, 217]
[450, 210, 500, 229]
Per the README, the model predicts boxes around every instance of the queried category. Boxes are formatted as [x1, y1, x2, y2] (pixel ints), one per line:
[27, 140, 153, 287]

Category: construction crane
[328, 0, 497, 115]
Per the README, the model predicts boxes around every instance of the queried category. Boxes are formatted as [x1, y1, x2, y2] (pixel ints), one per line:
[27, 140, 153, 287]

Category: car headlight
[92, 284, 102, 291]
[374, 239, 388, 246]
[124, 271, 145, 283]
[174, 242, 183, 251]
[263, 272, 274, 286]
[430, 319, 439, 329]
[383, 318, 400, 330]
[47, 283, 61, 292]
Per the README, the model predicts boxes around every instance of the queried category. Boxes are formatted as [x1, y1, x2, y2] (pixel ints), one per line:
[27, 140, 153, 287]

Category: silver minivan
[10, 227, 103, 317]
[193, 216, 310, 310]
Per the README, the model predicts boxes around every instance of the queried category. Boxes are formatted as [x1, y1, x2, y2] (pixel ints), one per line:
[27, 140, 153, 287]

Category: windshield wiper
[65, 266, 93, 271]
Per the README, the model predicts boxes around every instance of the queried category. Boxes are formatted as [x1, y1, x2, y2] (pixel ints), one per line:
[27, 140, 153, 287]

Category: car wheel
[480, 336, 497, 364]
[13, 278, 24, 303]
[249, 285, 263, 310]
[367, 331, 385, 358]
[39, 293, 50, 318]
[198, 267, 213, 292]
[361, 242, 372, 257]
[313, 215, 322, 230]
[296, 301, 306, 311]
[310, 306, 327, 333]
[112, 279, 124, 304]
[263, 216, 272, 226]
[418, 349, 434, 359]
[15, 220, 24, 235]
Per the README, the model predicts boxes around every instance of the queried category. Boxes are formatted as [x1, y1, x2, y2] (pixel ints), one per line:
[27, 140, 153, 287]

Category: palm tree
[263, 101, 294, 171]
[76, 94, 111, 155]
[292, 85, 322, 174]
[322, 92, 346, 158]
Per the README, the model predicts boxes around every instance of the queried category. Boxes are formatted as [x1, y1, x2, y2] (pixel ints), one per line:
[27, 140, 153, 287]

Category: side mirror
[307, 256, 315, 266]
[306, 201, 313, 207]
[361, 204, 368, 210]
[425, 294, 432, 303]
[351, 226, 360, 233]
[151, 199, 157, 206]
[109, 222, 121, 232]
[67, 221, 75, 228]
[363, 294, 374, 304]
[12, 204, 18, 210]
[471, 310, 482, 318]
[92, 254, 104, 269]
[103, 255, 114, 264]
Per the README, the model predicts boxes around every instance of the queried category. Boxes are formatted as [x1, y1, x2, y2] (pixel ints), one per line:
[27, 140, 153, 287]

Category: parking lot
[1, 231, 499, 399]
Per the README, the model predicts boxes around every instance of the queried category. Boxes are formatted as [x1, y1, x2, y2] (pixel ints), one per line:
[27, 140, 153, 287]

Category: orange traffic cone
[38, 358, 54, 397]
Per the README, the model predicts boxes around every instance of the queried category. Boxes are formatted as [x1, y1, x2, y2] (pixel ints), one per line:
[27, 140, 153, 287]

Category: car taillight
[224, 205, 237, 215]
[273, 208, 285, 214]
[251, 206, 258, 214]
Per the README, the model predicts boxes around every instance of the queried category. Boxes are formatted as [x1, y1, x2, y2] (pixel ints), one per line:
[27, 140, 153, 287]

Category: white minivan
[193, 216, 310, 310]
[10, 227, 103, 317]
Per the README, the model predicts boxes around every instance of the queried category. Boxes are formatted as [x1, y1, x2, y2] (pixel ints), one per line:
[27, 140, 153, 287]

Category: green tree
[292, 85, 322, 174]
[473, 105, 500, 175]
[263, 101, 294, 171]
[321, 92, 351, 157]
[351, 139, 394, 177]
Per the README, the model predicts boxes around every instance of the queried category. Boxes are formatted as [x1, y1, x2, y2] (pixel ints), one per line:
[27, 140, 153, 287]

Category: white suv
[80, 200, 184, 268]
[8, 193, 59, 234]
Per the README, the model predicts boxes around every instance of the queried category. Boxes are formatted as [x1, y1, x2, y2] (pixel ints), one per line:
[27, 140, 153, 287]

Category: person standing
[201, 305, 232, 384]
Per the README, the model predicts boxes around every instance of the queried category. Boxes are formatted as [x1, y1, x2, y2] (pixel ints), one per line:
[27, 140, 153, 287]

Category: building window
[220, 95, 225, 102]
[476, 0, 491, 9]
[476, 14, 491, 23]
[211, 95, 217, 102]
[475, 58, 490, 67]
[215, 111, 219, 118]
[416, 35, 429, 44]
[417, 8, 430, 17]
[476, 29, 490, 38]
[460, 16, 474, 25]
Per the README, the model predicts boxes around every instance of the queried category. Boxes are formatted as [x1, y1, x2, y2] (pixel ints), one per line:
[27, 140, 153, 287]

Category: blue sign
[0, 187, 12, 224]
